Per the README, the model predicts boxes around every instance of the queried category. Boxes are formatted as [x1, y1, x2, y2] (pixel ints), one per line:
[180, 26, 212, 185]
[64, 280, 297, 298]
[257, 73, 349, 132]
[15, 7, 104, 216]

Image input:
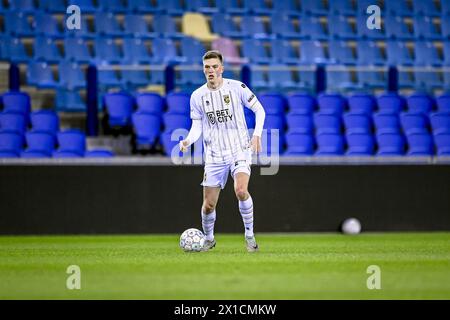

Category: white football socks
[201, 210, 216, 241]
[239, 196, 254, 238]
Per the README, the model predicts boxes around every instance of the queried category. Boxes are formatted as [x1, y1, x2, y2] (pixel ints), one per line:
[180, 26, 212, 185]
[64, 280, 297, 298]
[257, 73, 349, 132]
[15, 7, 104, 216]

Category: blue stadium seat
[414, 68, 442, 92]
[136, 93, 164, 114]
[148, 65, 166, 85]
[442, 16, 450, 40]
[99, 0, 127, 13]
[132, 112, 161, 148]
[300, 16, 328, 40]
[317, 93, 346, 115]
[103, 93, 134, 127]
[128, 0, 161, 13]
[271, 13, 301, 40]
[314, 113, 342, 134]
[185, 0, 218, 14]
[211, 13, 244, 39]
[33, 37, 62, 62]
[373, 113, 401, 134]
[0, 111, 26, 134]
[300, 41, 328, 64]
[301, 0, 328, 15]
[329, 40, 356, 65]
[3, 37, 30, 63]
[249, 67, 269, 91]
[264, 114, 285, 130]
[328, 14, 356, 40]
[286, 114, 313, 134]
[273, 0, 300, 16]
[95, 38, 123, 64]
[94, 12, 124, 37]
[356, 0, 382, 13]
[329, 0, 355, 16]
[271, 39, 299, 64]
[64, 37, 92, 63]
[85, 150, 115, 157]
[376, 133, 406, 155]
[262, 124, 286, 155]
[124, 14, 155, 38]
[30, 110, 59, 135]
[343, 113, 372, 134]
[384, 15, 414, 40]
[1, 91, 31, 116]
[59, 61, 86, 90]
[34, 12, 63, 37]
[415, 41, 442, 66]
[215, 0, 247, 14]
[436, 94, 450, 112]
[348, 93, 376, 115]
[398, 70, 415, 88]
[52, 151, 83, 158]
[406, 133, 434, 156]
[122, 66, 150, 88]
[357, 40, 385, 65]
[315, 133, 345, 156]
[443, 0, 450, 15]
[163, 113, 191, 132]
[384, 0, 413, 16]
[357, 66, 386, 89]
[400, 113, 429, 135]
[267, 66, 298, 91]
[356, 13, 385, 39]
[153, 15, 184, 38]
[177, 64, 205, 91]
[287, 92, 316, 115]
[55, 89, 85, 112]
[430, 112, 450, 135]
[97, 62, 123, 87]
[5, 11, 34, 36]
[8, 0, 35, 12]
[55, 129, 86, 157]
[242, 0, 272, 15]
[242, 39, 271, 64]
[377, 93, 406, 114]
[166, 92, 190, 114]
[412, 0, 441, 16]
[67, 0, 97, 13]
[123, 38, 153, 64]
[151, 38, 186, 64]
[413, 16, 441, 41]
[406, 93, 435, 114]
[434, 133, 450, 155]
[157, 0, 184, 15]
[346, 133, 375, 155]
[27, 61, 58, 89]
[258, 93, 286, 115]
[284, 132, 314, 155]
[241, 15, 271, 39]
[326, 67, 360, 92]
[39, 0, 67, 12]
[298, 68, 316, 89]
[0, 131, 23, 157]
[22, 131, 55, 157]
[181, 37, 206, 64]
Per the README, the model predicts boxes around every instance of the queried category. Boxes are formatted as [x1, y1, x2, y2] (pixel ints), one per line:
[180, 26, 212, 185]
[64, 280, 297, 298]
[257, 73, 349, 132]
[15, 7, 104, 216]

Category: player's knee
[202, 201, 216, 213]
[234, 187, 248, 201]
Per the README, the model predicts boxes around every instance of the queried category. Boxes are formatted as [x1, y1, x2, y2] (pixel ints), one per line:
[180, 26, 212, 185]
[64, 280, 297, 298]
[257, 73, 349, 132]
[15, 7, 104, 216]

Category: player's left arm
[240, 83, 265, 153]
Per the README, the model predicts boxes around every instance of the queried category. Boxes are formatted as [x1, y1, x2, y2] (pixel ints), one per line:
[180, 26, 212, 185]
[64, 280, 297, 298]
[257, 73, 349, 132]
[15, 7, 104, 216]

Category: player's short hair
[202, 50, 223, 64]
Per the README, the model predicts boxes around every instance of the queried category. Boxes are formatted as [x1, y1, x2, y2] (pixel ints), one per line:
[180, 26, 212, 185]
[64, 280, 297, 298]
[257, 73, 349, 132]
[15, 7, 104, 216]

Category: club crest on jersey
[206, 111, 216, 125]
[223, 95, 230, 105]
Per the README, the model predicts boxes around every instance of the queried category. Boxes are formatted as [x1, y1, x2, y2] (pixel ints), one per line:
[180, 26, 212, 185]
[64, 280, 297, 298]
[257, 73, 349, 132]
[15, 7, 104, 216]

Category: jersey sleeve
[190, 93, 203, 120]
[239, 82, 259, 111]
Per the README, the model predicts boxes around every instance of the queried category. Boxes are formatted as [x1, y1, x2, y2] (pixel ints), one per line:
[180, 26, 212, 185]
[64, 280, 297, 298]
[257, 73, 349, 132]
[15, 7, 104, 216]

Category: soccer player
[179, 50, 266, 253]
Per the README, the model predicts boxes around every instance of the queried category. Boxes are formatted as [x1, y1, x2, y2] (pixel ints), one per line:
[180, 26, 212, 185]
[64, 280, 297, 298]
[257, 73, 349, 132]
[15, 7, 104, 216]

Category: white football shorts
[200, 150, 252, 189]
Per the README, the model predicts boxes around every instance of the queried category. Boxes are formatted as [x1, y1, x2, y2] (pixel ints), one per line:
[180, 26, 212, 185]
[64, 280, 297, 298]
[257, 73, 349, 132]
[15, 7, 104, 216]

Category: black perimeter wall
[0, 165, 449, 235]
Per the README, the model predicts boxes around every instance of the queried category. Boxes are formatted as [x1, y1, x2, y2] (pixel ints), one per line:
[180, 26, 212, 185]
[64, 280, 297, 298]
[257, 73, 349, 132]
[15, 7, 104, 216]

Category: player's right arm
[180, 93, 203, 153]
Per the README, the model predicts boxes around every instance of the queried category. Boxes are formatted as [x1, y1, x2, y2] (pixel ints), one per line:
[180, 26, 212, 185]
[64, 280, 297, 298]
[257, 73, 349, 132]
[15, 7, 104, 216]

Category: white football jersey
[190, 78, 260, 164]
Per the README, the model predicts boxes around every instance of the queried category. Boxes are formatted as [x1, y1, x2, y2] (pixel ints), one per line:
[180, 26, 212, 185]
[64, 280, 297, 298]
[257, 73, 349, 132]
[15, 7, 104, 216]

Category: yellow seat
[182, 12, 219, 42]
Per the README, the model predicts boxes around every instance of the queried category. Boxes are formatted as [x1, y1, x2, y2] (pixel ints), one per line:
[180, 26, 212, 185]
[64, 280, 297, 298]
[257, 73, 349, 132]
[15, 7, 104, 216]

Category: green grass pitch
[0, 233, 449, 299]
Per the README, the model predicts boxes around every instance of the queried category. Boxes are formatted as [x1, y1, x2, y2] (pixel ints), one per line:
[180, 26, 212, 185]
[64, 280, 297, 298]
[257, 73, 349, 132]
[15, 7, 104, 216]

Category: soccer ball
[341, 218, 362, 235]
[179, 228, 205, 252]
